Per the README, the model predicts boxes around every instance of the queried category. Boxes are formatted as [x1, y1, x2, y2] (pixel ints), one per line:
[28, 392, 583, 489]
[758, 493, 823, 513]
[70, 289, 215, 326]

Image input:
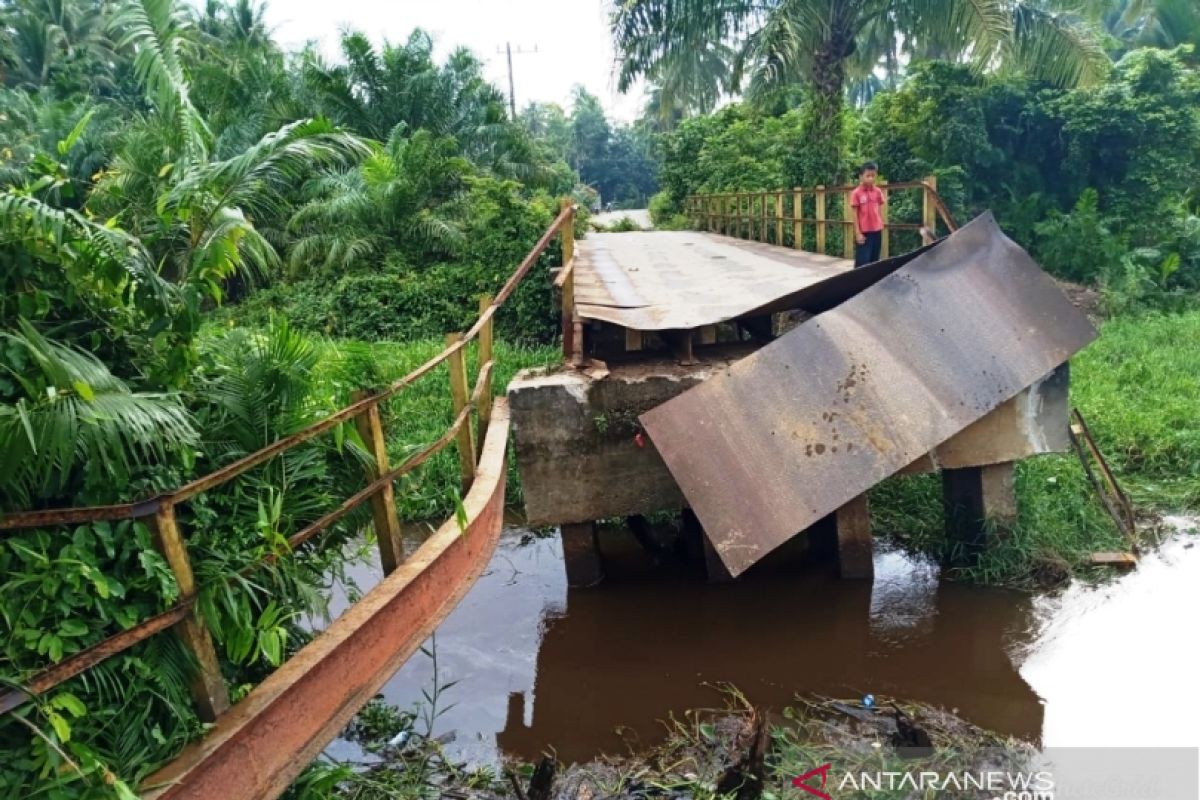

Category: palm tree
[286, 128, 472, 274]
[641, 38, 737, 128]
[0, 0, 118, 93]
[95, 0, 368, 288]
[0, 320, 198, 509]
[1105, 0, 1200, 59]
[612, 0, 1110, 181]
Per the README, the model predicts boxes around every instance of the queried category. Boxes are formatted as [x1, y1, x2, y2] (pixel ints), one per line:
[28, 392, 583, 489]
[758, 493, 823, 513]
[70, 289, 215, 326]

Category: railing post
[476, 294, 494, 454]
[880, 180, 890, 259]
[445, 333, 477, 489]
[759, 192, 767, 241]
[559, 198, 577, 360]
[842, 190, 855, 259]
[775, 191, 784, 245]
[815, 185, 827, 254]
[922, 174, 938, 243]
[351, 391, 405, 574]
[792, 188, 803, 250]
[152, 504, 230, 722]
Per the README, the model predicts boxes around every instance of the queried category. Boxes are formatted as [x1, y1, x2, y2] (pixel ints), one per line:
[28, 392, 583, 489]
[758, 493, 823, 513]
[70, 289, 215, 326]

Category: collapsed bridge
[509, 187, 1096, 584]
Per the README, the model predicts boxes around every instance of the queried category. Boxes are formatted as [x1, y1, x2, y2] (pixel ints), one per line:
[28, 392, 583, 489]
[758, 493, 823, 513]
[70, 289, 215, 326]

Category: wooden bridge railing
[0, 200, 577, 723]
[685, 177, 958, 257]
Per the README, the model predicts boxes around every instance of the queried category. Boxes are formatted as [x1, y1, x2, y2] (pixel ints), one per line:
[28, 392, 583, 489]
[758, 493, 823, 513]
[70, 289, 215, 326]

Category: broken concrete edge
[509, 358, 1072, 528]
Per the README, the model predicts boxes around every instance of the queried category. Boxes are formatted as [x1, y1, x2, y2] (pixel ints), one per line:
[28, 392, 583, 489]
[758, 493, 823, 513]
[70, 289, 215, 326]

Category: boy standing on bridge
[850, 161, 885, 267]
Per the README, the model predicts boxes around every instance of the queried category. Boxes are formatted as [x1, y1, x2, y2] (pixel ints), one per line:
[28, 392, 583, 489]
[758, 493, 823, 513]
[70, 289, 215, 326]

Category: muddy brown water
[313, 517, 1200, 766]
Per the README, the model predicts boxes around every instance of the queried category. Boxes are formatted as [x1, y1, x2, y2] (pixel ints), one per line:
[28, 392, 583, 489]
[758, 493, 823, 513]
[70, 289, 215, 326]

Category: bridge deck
[574, 231, 852, 331]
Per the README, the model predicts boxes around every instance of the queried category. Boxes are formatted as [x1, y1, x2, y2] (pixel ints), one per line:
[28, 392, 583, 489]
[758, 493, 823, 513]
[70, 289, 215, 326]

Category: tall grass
[872, 310, 1200, 585]
[302, 335, 559, 521]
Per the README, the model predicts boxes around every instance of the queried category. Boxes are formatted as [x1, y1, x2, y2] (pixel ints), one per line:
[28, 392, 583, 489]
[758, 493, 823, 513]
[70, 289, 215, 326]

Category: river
[312, 516, 1199, 766]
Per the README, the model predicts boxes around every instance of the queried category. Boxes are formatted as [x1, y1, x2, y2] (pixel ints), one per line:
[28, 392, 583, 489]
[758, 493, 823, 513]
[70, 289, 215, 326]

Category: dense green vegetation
[0, 1, 572, 796]
[651, 46, 1200, 308]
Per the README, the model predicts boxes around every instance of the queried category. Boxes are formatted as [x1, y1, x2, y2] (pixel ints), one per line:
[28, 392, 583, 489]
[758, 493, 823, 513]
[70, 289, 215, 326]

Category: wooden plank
[815, 185, 827, 254]
[477, 295, 494, 453]
[445, 333, 477, 488]
[835, 494, 873, 579]
[153, 504, 230, 721]
[1090, 552, 1138, 567]
[352, 391, 405, 574]
[842, 190, 855, 260]
[922, 174, 938, 239]
[792, 188, 802, 249]
[880, 180, 890, 259]
[774, 191, 784, 245]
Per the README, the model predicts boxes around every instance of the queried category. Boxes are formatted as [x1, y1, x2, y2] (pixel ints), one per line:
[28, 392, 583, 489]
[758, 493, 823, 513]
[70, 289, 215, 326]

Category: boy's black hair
[859, 161, 879, 175]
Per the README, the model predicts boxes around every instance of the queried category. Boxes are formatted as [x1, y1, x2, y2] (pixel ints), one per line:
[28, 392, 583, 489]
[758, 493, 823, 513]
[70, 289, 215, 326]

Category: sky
[261, 0, 647, 122]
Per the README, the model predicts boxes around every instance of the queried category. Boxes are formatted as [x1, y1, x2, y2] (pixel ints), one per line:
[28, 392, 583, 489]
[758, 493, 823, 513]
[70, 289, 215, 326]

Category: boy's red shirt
[850, 184, 885, 233]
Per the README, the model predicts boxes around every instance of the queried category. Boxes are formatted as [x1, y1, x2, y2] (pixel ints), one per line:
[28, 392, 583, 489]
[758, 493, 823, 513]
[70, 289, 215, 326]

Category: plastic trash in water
[863, 694, 875, 709]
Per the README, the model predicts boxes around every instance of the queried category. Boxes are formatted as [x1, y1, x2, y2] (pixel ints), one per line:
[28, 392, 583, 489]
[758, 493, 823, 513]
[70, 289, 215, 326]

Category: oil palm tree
[612, 0, 1110, 181]
[286, 127, 472, 274]
[0, 0, 117, 92]
[1105, 0, 1200, 60]
[94, 0, 369, 289]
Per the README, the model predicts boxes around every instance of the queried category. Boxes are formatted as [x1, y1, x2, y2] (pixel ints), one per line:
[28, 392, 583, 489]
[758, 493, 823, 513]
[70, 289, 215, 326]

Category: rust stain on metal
[640, 213, 1097, 577]
[0, 602, 194, 715]
[141, 400, 512, 800]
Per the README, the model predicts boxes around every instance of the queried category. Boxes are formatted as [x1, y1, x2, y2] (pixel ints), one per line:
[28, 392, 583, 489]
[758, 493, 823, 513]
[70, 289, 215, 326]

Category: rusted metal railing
[0, 201, 578, 722]
[685, 177, 958, 256]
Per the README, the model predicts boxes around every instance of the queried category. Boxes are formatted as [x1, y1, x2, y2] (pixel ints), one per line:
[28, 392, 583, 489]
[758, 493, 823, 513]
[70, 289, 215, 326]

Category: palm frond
[110, 0, 212, 163]
[0, 191, 175, 313]
[0, 321, 197, 509]
[171, 118, 370, 225]
[1011, 3, 1112, 87]
[611, 0, 760, 94]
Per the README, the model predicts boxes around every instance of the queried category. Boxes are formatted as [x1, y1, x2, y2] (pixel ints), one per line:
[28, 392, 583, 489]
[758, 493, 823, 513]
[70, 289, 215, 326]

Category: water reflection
[332, 524, 1051, 764]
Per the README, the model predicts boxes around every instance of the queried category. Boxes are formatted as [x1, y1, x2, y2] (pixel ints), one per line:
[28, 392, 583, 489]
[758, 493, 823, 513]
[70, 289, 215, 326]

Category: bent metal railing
[0, 200, 578, 723]
[685, 176, 959, 257]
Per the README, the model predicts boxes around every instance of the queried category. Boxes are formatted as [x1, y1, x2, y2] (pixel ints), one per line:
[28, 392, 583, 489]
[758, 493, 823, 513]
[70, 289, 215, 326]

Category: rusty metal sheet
[575, 231, 852, 330]
[141, 401, 512, 800]
[640, 213, 1098, 577]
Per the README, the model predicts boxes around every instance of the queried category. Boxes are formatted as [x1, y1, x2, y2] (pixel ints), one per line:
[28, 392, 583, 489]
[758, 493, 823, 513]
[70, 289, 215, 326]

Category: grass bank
[871, 309, 1200, 586]
[296, 333, 560, 521]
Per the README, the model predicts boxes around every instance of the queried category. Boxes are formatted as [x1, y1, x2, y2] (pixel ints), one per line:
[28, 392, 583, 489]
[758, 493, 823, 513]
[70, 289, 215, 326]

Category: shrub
[1033, 189, 1125, 283]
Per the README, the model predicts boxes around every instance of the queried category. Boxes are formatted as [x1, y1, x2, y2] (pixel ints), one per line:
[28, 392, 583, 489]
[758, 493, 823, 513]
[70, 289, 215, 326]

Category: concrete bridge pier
[510, 356, 1065, 588]
[561, 521, 604, 588]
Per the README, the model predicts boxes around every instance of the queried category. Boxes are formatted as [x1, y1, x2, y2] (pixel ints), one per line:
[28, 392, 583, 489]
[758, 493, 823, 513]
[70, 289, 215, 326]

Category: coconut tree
[612, 0, 1110, 182]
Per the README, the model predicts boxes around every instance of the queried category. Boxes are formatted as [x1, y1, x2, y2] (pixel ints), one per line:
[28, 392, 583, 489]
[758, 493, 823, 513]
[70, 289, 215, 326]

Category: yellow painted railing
[686, 177, 958, 258]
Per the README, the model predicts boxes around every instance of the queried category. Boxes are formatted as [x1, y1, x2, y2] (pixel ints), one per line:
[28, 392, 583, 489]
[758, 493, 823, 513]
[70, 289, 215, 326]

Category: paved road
[591, 208, 652, 229]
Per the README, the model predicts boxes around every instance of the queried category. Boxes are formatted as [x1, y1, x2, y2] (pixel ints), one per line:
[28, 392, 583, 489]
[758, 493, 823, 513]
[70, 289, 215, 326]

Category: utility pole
[498, 42, 538, 120]
[506, 43, 516, 120]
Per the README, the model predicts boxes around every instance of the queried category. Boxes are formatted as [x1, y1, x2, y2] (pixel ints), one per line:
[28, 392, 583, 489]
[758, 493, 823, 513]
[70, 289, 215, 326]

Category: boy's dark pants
[854, 230, 882, 267]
